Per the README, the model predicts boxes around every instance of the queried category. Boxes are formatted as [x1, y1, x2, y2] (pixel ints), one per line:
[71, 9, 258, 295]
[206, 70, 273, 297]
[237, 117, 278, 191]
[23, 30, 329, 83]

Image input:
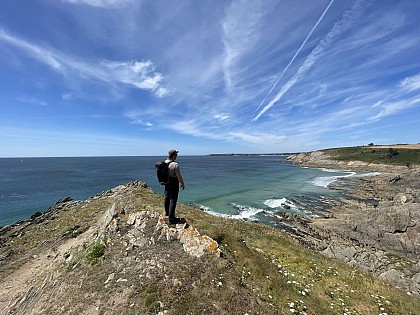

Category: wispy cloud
[1, 1, 419, 156]
[369, 97, 420, 121]
[16, 96, 48, 106]
[222, 0, 271, 93]
[0, 28, 167, 97]
[62, 0, 133, 9]
[254, 0, 336, 115]
[253, 0, 363, 121]
[0, 28, 62, 70]
[400, 73, 420, 92]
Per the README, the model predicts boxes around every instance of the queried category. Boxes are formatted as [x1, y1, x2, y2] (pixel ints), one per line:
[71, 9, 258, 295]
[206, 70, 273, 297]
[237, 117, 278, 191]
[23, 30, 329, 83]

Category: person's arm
[176, 173, 185, 190]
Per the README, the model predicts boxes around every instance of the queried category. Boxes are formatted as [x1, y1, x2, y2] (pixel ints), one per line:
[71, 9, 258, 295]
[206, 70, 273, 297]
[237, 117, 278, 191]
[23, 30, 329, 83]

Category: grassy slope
[322, 146, 420, 166]
[1, 183, 419, 314]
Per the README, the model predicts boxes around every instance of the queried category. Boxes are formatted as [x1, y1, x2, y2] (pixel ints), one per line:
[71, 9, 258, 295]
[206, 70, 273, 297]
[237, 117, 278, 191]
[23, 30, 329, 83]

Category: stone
[105, 273, 115, 284]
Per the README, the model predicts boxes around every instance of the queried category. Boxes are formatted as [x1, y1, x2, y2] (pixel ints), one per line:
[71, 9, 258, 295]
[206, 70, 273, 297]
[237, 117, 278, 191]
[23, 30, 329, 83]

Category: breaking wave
[312, 168, 381, 188]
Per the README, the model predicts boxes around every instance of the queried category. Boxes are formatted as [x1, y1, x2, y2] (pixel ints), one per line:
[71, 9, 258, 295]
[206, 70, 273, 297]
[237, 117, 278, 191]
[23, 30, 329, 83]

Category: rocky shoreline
[283, 151, 420, 294]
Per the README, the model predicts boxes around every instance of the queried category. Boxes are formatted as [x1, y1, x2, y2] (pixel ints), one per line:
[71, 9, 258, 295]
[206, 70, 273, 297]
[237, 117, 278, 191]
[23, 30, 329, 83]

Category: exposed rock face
[285, 152, 420, 294]
[0, 181, 224, 315]
[126, 211, 222, 258]
[286, 151, 419, 172]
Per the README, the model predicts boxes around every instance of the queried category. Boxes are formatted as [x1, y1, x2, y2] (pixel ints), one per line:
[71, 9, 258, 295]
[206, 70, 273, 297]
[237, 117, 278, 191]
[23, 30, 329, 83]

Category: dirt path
[0, 227, 97, 315]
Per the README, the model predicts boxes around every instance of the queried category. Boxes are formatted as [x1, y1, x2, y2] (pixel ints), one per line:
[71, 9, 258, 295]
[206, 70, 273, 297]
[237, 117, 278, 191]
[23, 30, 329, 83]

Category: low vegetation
[322, 146, 420, 166]
[1, 182, 419, 314]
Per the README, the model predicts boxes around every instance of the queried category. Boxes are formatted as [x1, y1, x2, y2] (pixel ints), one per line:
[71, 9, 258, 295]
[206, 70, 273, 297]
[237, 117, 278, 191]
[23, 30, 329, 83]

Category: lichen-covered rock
[127, 211, 222, 258]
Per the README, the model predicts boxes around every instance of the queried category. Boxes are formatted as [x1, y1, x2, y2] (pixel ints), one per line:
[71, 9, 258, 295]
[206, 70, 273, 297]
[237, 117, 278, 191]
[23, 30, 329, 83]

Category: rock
[172, 278, 182, 287]
[126, 211, 222, 258]
[394, 193, 410, 204]
[55, 197, 73, 205]
[100, 203, 119, 233]
[104, 273, 115, 284]
[30, 212, 42, 220]
[0, 249, 13, 261]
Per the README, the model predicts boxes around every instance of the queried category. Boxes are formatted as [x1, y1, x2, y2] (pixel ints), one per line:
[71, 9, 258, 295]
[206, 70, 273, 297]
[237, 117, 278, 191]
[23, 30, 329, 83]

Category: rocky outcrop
[126, 211, 222, 258]
[285, 152, 420, 294]
[286, 151, 418, 172]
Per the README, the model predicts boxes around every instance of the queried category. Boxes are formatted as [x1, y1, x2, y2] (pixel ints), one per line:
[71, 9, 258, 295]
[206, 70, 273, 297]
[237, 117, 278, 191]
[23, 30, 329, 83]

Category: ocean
[0, 155, 370, 227]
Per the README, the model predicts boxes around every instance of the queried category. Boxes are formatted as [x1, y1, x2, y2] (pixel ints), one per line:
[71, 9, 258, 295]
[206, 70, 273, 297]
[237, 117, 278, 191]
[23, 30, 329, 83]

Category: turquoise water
[0, 155, 364, 227]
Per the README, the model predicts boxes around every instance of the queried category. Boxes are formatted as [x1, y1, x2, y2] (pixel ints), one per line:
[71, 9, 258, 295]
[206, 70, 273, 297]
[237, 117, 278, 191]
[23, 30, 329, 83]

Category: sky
[0, 0, 419, 157]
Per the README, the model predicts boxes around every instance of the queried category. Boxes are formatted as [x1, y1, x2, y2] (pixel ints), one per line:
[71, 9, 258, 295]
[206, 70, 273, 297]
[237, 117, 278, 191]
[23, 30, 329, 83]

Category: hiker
[164, 149, 185, 224]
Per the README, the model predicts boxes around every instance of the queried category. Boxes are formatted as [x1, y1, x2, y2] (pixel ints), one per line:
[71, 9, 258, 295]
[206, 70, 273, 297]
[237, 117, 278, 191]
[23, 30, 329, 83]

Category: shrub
[85, 242, 106, 265]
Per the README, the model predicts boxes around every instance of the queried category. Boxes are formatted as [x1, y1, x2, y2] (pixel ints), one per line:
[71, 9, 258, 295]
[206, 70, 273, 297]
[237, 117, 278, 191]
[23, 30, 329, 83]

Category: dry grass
[1, 182, 419, 314]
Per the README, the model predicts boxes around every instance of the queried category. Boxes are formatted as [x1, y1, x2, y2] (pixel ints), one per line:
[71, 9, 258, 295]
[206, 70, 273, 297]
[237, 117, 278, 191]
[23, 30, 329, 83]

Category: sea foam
[312, 168, 356, 188]
[199, 203, 264, 221]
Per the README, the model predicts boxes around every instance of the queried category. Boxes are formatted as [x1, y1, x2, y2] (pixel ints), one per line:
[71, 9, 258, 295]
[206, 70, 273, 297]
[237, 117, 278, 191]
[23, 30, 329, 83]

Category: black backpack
[155, 161, 173, 185]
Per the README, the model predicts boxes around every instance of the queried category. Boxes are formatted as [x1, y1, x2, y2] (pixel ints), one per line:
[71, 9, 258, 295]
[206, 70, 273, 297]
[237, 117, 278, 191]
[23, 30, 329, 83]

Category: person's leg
[168, 182, 179, 223]
[164, 185, 170, 216]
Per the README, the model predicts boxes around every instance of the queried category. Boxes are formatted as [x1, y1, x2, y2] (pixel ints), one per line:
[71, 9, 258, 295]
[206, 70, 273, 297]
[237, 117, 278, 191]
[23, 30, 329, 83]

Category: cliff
[1, 180, 419, 314]
[284, 147, 420, 296]
[286, 149, 420, 172]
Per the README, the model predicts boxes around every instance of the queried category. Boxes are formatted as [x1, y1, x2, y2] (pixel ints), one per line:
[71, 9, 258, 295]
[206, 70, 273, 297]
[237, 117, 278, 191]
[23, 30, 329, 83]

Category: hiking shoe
[169, 218, 182, 225]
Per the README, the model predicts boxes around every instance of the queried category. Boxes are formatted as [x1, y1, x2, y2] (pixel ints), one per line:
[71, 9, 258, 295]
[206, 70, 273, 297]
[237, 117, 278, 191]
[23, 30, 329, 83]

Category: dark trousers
[164, 179, 179, 221]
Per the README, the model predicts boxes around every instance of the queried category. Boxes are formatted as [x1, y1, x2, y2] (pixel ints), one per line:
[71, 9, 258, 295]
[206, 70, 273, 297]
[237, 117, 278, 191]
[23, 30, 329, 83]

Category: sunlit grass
[1, 182, 419, 314]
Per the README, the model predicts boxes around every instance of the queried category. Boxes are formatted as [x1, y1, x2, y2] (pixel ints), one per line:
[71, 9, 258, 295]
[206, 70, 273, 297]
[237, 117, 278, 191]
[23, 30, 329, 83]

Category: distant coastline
[208, 153, 297, 156]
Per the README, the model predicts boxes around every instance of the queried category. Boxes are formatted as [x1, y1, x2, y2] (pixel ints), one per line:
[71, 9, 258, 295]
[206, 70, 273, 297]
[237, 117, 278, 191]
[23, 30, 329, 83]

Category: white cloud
[62, 0, 133, 9]
[369, 97, 420, 121]
[253, 0, 363, 121]
[214, 113, 230, 121]
[0, 28, 62, 70]
[0, 29, 167, 98]
[62, 92, 74, 101]
[17, 96, 47, 106]
[229, 132, 286, 145]
[101, 60, 166, 95]
[399, 73, 420, 92]
[222, 0, 271, 93]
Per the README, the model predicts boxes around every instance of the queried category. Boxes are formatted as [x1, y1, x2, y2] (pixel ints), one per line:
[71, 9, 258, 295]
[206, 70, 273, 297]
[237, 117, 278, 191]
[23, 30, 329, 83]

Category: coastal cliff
[1, 180, 419, 314]
[284, 147, 420, 295]
[286, 149, 420, 172]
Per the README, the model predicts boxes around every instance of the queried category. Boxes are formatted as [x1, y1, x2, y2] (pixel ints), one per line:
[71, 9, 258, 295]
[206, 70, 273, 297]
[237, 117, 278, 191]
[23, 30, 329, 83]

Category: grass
[177, 204, 420, 314]
[322, 146, 420, 166]
[85, 241, 106, 265]
[1, 182, 419, 314]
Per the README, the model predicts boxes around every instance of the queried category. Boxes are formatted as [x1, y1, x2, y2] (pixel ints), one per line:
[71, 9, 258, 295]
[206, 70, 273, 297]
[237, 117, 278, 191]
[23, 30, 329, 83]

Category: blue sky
[0, 0, 419, 157]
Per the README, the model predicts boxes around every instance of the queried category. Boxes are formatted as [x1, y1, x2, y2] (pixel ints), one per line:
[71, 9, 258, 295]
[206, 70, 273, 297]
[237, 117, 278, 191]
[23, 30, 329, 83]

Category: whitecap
[313, 168, 356, 188]
[197, 203, 264, 221]
[264, 198, 300, 211]
[264, 198, 316, 216]
[230, 203, 265, 220]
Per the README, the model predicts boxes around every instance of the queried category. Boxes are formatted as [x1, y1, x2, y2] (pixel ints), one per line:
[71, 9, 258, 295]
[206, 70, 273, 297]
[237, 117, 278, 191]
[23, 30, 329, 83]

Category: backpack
[155, 160, 173, 185]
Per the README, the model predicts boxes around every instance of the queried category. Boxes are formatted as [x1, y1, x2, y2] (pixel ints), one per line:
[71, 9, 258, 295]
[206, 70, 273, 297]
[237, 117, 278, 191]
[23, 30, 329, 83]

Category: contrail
[253, 0, 362, 121]
[253, 0, 335, 117]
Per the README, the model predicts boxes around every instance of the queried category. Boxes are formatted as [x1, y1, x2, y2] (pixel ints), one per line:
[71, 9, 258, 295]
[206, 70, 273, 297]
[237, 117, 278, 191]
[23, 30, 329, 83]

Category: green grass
[322, 146, 420, 166]
[178, 205, 420, 314]
[85, 242, 106, 265]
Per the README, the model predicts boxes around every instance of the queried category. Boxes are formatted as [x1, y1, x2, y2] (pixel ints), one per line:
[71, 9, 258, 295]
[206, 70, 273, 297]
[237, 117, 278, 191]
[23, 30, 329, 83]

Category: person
[164, 149, 185, 224]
